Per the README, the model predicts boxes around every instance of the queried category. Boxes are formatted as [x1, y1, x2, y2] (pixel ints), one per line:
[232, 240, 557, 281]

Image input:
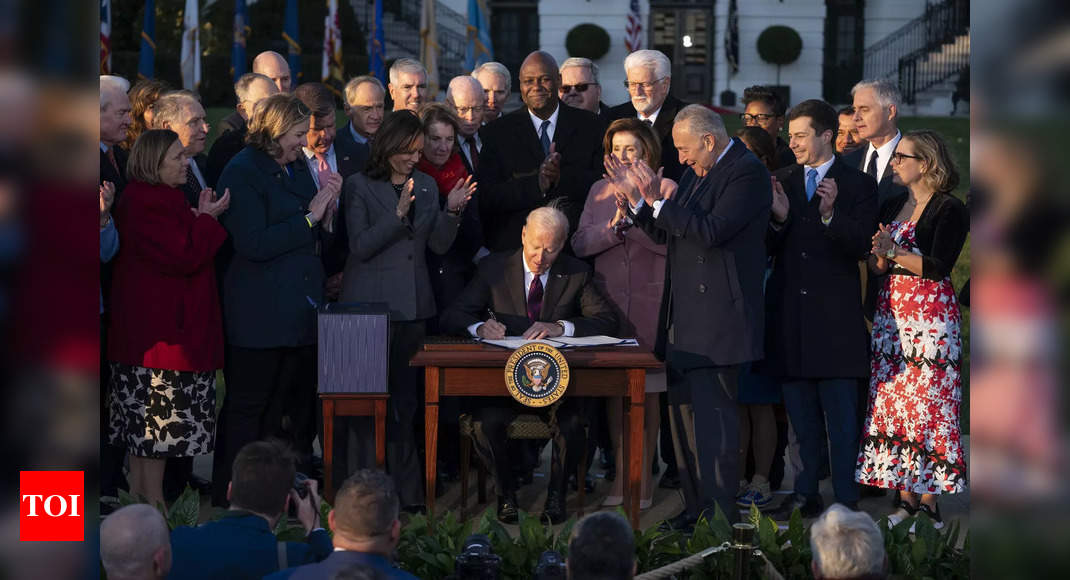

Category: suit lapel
[652, 97, 679, 142]
[505, 251, 528, 318]
[511, 110, 546, 165]
[540, 265, 569, 322]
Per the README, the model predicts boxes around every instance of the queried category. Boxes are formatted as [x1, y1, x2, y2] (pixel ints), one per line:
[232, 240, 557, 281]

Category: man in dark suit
[762, 100, 878, 519]
[153, 91, 211, 207]
[446, 75, 487, 175]
[337, 75, 385, 153]
[742, 85, 797, 169]
[624, 105, 771, 526]
[609, 49, 688, 181]
[440, 207, 618, 524]
[99, 76, 132, 508]
[472, 61, 511, 124]
[476, 51, 604, 252]
[169, 441, 331, 580]
[843, 79, 908, 207]
[559, 57, 609, 122]
[266, 470, 416, 580]
[206, 73, 278, 188]
[100, 77, 131, 195]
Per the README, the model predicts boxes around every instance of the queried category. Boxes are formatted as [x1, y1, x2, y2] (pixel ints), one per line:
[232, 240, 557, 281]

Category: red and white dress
[855, 221, 967, 494]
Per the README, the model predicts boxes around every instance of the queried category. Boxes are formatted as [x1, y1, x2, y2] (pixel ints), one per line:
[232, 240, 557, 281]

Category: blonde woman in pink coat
[571, 118, 677, 508]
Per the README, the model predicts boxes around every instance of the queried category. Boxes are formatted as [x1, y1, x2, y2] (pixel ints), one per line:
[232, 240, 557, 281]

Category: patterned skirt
[107, 363, 216, 458]
[855, 221, 967, 494]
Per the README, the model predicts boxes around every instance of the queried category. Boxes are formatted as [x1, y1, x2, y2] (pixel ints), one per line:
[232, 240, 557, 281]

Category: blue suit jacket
[265, 550, 417, 580]
[168, 512, 331, 580]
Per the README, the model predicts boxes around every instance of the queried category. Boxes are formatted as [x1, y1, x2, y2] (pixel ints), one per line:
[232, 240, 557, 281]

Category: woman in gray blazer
[341, 110, 474, 508]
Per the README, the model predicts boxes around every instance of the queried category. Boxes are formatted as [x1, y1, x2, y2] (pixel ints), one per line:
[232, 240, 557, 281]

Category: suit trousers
[666, 365, 740, 522]
[781, 378, 860, 505]
[211, 344, 317, 506]
[386, 320, 427, 507]
[473, 397, 590, 497]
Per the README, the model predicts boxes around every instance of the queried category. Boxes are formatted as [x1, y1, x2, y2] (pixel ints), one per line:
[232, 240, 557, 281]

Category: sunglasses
[740, 113, 778, 123]
[561, 83, 595, 94]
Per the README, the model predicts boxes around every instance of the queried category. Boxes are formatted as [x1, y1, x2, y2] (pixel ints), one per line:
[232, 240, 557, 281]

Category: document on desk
[478, 336, 638, 349]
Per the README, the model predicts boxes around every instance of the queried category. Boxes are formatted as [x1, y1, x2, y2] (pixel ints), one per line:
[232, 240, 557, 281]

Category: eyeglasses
[623, 78, 666, 92]
[740, 113, 777, 123]
[891, 152, 922, 162]
[561, 83, 596, 94]
[454, 106, 485, 116]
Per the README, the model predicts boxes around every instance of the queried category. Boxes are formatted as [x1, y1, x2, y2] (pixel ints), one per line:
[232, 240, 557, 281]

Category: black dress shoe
[568, 474, 596, 493]
[497, 493, 519, 524]
[658, 472, 681, 490]
[659, 510, 697, 533]
[860, 485, 887, 498]
[541, 489, 568, 525]
[774, 493, 824, 520]
[188, 474, 212, 495]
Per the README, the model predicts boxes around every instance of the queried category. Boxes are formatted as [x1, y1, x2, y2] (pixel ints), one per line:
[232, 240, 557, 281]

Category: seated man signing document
[440, 206, 617, 524]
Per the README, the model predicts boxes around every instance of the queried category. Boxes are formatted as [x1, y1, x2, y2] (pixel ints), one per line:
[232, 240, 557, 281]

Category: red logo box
[20, 471, 84, 541]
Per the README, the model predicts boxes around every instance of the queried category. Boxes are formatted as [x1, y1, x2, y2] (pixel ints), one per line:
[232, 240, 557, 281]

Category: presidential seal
[504, 343, 570, 407]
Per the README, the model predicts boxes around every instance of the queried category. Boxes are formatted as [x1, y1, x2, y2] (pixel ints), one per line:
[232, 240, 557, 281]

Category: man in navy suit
[337, 75, 384, 153]
[206, 73, 278, 188]
[762, 100, 878, 519]
[476, 51, 604, 252]
[625, 105, 771, 526]
[267, 470, 416, 580]
[842, 79, 908, 206]
[169, 441, 331, 579]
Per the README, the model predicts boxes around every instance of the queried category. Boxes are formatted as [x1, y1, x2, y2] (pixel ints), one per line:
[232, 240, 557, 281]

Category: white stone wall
[863, 0, 929, 49]
[538, 0, 647, 107]
[712, 0, 826, 109]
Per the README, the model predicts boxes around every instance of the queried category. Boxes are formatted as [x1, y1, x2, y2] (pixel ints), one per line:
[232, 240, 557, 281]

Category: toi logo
[20, 471, 84, 541]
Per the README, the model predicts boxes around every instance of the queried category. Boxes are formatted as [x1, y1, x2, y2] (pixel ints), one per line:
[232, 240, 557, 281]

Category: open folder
[478, 335, 639, 349]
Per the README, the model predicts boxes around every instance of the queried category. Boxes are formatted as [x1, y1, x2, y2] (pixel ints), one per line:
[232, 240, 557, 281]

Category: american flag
[625, 0, 642, 53]
[323, 0, 345, 93]
[100, 0, 111, 74]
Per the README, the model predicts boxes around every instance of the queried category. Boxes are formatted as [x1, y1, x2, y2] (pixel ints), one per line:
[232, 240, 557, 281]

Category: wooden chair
[457, 408, 588, 521]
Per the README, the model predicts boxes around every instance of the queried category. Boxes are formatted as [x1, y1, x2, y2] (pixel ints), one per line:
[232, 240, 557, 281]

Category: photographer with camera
[268, 469, 416, 579]
[169, 440, 331, 579]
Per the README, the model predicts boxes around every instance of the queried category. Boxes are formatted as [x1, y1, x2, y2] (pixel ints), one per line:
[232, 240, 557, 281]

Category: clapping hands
[446, 175, 477, 214]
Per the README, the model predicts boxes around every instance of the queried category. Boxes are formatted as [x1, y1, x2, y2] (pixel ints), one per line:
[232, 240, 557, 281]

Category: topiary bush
[757, 25, 803, 85]
[565, 23, 611, 61]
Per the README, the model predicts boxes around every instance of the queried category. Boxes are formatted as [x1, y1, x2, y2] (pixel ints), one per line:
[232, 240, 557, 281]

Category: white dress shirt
[528, 105, 560, 144]
[467, 257, 576, 337]
[862, 130, 901, 184]
[637, 104, 663, 126]
[303, 145, 338, 188]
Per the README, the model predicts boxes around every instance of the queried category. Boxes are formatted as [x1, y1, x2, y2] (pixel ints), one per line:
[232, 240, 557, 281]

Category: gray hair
[850, 79, 902, 111]
[809, 504, 887, 580]
[445, 75, 487, 105]
[525, 206, 569, 238]
[100, 504, 171, 580]
[623, 49, 671, 80]
[471, 61, 512, 92]
[234, 72, 274, 102]
[560, 57, 600, 84]
[674, 104, 728, 141]
[100, 74, 130, 94]
[344, 75, 385, 105]
[151, 90, 199, 129]
[389, 58, 427, 86]
[100, 75, 129, 111]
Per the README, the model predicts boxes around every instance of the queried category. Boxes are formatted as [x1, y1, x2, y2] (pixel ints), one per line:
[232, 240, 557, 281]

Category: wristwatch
[305, 212, 319, 227]
[885, 246, 896, 260]
[555, 320, 567, 333]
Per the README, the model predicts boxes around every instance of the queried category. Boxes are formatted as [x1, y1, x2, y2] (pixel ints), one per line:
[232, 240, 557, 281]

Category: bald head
[446, 76, 486, 137]
[253, 51, 292, 93]
[518, 51, 560, 118]
[100, 504, 171, 580]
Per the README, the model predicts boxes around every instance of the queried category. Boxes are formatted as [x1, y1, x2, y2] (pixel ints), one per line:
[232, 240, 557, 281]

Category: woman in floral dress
[856, 130, 969, 528]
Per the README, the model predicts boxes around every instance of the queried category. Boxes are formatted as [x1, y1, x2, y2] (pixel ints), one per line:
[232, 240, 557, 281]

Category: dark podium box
[317, 302, 390, 394]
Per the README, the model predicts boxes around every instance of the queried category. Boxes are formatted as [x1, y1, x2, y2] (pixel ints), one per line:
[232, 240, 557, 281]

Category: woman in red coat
[107, 129, 230, 507]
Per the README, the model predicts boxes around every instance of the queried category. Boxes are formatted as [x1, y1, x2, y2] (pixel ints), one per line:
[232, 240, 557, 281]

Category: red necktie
[526, 276, 543, 321]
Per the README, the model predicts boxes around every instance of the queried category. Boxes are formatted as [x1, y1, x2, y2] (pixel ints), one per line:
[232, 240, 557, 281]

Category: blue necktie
[805, 168, 819, 201]
[539, 120, 551, 155]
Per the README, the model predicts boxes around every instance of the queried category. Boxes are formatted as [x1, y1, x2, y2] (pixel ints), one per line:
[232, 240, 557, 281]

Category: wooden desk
[411, 343, 661, 528]
[320, 394, 388, 504]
